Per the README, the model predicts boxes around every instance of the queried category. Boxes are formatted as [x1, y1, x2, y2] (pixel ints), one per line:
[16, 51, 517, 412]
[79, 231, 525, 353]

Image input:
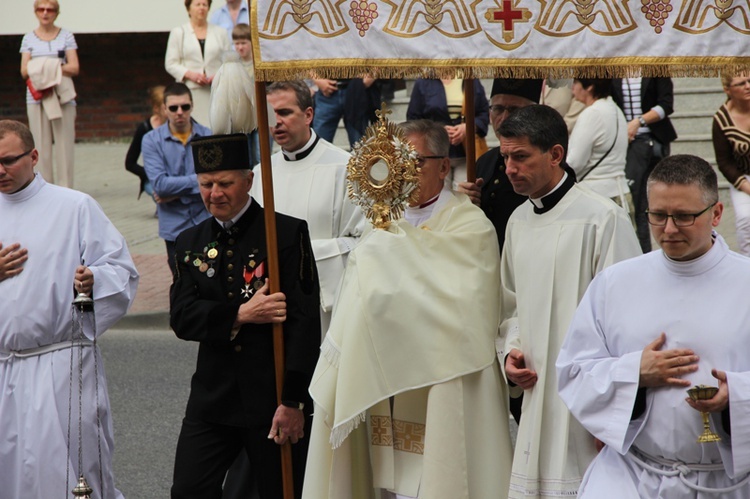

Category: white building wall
[1, 0, 225, 35]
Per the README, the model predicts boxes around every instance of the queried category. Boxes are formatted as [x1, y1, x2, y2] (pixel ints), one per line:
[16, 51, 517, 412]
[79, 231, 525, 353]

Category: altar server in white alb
[558, 154, 750, 498]
[497, 105, 641, 498]
[0, 120, 138, 498]
[251, 80, 365, 336]
[303, 119, 513, 499]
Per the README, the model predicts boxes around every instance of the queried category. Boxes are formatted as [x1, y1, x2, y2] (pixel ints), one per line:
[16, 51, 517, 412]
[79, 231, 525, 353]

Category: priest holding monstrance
[558, 155, 750, 497]
[302, 117, 513, 498]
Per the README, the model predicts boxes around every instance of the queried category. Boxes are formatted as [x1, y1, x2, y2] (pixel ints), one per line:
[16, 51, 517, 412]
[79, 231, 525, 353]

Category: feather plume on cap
[209, 51, 257, 134]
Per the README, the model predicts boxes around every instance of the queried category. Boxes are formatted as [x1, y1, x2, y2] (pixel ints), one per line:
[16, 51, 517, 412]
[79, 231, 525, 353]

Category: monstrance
[347, 103, 420, 230]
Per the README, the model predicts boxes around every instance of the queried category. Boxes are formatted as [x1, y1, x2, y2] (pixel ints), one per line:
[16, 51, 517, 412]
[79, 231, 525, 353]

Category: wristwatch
[282, 400, 305, 411]
[638, 116, 648, 127]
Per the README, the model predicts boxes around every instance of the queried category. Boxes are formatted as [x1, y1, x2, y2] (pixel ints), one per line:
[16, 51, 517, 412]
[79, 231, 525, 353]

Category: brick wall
[0, 32, 172, 141]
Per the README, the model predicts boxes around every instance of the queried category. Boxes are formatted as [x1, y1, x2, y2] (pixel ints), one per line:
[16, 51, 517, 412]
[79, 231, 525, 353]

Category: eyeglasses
[167, 103, 192, 112]
[645, 202, 716, 227]
[729, 78, 750, 88]
[490, 104, 521, 115]
[0, 150, 33, 168]
[35, 7, 58, 13]
[415, 155, 444, 167]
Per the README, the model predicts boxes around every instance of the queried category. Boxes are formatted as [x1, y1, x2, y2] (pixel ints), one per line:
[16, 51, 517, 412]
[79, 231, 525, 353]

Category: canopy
[251, 0, 750, 80]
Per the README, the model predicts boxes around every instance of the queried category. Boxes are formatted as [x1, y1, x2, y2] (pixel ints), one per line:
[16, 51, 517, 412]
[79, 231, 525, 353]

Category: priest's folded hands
[639, 332, 699, 388]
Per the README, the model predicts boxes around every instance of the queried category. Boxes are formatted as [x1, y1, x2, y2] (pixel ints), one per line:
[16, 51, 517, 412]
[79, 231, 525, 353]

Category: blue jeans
[313, 89, 365, 147]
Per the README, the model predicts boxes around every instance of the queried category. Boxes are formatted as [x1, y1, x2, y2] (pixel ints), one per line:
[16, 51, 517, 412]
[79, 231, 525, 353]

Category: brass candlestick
[687, 385, 721, 443]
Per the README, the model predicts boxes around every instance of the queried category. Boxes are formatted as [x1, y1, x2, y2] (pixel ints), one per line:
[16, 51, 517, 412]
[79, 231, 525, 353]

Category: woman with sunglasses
[19, 0, 79, 188]
[165, 0, 231, 128]
[713, 71, 750, 256]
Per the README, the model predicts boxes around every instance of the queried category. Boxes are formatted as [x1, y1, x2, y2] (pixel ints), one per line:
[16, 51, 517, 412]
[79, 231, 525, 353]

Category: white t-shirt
[20, 28, 77, 105]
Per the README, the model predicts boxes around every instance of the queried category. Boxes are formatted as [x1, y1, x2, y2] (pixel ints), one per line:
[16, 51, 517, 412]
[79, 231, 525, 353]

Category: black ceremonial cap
[490, 78, 544, 103]
[192, 133, 250, 174]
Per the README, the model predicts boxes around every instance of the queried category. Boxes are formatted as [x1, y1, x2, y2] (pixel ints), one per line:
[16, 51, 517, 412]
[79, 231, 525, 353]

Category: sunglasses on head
[36, 7, 58, 13]
[168, 104, 192, 112]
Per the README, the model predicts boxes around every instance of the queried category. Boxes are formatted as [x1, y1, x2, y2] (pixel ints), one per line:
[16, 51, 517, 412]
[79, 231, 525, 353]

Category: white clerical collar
[405, 188, 449, 227]
[1, 173, 44, 203]
[282, 130, 318, 161]
[215, 196, 252, 229]
[530, 171, 568, 209]
[661, 231, 725, 276]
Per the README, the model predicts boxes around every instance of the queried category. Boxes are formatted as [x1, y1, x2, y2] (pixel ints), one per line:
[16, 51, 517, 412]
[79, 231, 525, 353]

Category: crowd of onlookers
[19, 0, 750, 258]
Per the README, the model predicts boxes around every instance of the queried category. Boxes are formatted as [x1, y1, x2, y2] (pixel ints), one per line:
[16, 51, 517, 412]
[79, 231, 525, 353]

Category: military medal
[207, 248, 218, 259]
[253, 262, 265, 289]
[207, 268, 215, 278]
[199, 262, 209, 273]
[193, 258, 202, 267]
[241, 266, 254, 299]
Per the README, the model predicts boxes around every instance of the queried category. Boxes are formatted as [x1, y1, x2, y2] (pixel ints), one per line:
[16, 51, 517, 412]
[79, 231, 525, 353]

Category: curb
[112, 311, 170, 330]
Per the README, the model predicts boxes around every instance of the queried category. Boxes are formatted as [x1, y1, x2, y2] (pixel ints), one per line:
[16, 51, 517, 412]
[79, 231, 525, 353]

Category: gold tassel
[254, 58, 750, 82]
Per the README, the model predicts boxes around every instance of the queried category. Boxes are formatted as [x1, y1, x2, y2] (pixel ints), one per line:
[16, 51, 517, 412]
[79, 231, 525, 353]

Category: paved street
[73, 140, 738, 497]
[99, 329, 195, 498]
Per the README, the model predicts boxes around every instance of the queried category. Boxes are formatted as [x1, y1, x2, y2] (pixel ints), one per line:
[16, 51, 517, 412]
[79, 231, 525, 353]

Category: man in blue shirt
[143, 82, 212, 274]
[211, 0, 249, 42]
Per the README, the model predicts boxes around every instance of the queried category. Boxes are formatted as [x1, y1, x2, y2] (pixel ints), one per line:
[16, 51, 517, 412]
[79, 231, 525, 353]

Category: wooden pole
[464, 78, 476, 183]
[254, 81, 295, 499]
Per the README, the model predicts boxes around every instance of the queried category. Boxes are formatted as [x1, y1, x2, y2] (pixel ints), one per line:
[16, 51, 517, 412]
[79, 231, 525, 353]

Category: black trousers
[625, 135, 670, 253]
[171, 416, 310, 499]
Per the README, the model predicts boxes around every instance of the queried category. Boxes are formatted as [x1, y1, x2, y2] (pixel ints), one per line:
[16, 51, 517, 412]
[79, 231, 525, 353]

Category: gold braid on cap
[347, 104, 420, 230]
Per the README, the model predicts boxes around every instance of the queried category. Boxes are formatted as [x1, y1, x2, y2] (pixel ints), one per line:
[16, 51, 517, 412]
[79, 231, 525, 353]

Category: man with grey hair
[251, 79, 365, 338]
[170, 133, 320, 499]
[558, 154, 750, 497]
[303, 119, 513, 499]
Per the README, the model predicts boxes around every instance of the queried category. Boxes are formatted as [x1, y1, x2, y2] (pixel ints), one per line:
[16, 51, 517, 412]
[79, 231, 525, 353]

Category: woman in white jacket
[165, 0, 230, 127]
[568, 78, 632, 217]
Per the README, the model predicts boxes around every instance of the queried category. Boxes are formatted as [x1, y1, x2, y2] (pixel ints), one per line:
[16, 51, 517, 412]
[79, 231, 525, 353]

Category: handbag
[25, 78, 49, 101]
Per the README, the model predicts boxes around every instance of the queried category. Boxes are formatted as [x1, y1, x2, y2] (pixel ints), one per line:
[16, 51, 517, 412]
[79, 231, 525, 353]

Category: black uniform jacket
[476, 147, 528, 251]
[170, 200, 321, 427]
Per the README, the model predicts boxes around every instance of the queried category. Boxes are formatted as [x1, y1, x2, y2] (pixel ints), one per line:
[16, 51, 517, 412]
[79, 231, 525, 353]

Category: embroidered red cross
[486, 0, 531, 40]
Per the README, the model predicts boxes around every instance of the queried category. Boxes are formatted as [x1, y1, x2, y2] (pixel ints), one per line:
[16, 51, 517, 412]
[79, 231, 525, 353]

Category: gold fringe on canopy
[254, 58, 750, 82]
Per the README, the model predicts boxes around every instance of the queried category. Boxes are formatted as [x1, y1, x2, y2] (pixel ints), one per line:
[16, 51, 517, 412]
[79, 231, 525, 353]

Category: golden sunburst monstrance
[347, 104, 421, 230]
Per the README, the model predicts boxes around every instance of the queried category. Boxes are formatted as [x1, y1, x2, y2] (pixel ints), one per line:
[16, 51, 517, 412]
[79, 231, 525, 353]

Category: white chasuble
[303, 192, 513, 499]
[500, 183, 640, 498]
[558, 235, 750, 498]
[0, 175, 138, 499]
